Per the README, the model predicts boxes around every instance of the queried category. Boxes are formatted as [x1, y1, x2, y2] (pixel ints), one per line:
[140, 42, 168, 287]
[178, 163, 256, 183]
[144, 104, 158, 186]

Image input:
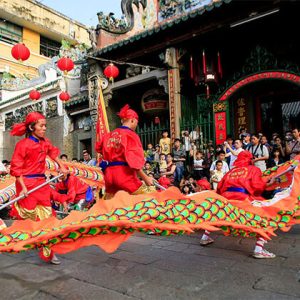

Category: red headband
[10, 112, 46, 136]
[117, 104, 138, 121]
[233, 151, 253, 168]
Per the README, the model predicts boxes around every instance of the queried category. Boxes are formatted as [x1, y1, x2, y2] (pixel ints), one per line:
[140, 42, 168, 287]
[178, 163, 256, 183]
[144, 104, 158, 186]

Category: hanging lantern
[154, 116, 160, 125]
[59, 91, 70, 102]
[57, 57, 74, 74]
[29, 89, 41, 101]
[103, 63, 119, 82]
[11, 43, 30, 62]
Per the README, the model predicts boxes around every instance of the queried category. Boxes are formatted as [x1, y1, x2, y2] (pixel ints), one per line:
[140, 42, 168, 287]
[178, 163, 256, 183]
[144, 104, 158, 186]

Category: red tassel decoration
[190, 55, 194, 80]
[217, 51, 223, 79]
[202, 50, 207, 75]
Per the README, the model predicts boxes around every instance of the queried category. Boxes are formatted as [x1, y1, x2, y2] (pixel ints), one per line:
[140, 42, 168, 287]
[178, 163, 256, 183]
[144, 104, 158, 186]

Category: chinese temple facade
[90, 0, 300, 147]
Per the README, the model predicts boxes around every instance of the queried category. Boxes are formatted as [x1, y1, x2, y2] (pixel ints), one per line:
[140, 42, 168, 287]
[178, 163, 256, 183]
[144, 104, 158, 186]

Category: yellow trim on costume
[14, 202, 52, 221]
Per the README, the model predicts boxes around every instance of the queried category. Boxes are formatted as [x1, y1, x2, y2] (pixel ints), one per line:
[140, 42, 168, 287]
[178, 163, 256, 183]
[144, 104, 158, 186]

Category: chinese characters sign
[215, 112, 226, 145]
[234, 98, 249, 137]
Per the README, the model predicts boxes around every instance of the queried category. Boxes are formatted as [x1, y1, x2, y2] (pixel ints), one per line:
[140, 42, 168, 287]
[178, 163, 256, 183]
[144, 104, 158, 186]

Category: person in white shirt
[224, 139, 244, 169]
[210, 160, 224, 190]
[247, 134, 269, 171]
[210, 150, 229, 175]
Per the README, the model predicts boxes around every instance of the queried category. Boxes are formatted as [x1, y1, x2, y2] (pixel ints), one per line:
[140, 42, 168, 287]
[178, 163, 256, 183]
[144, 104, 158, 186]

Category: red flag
[217, 51, 223, 79]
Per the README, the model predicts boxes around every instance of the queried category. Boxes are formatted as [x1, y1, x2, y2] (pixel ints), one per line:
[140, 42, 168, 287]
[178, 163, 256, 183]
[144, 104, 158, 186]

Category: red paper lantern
[59, 91, 70, 102]
[11, 43, 30, 61]
[29, 89, 41, 100]
[57, 57, 74, 73]
[103, 63, 119, 82]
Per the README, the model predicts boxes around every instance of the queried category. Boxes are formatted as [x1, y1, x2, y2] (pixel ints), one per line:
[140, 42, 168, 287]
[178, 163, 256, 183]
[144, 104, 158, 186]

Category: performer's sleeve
[50, 189, 68, 204]
[251, 168, 266, 195]
[46, 139, 60, 160]
[10, 141, 26, 177]
[66, 176, 77, 203]
[124, 133, 145, 170]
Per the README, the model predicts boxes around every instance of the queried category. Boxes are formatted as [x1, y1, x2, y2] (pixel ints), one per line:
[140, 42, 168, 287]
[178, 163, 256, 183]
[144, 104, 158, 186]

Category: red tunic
[217, 165, 266, 201]
[55, 175, 89, 203]
[10, 136, 59, 218]
[96, 126, 145, 194]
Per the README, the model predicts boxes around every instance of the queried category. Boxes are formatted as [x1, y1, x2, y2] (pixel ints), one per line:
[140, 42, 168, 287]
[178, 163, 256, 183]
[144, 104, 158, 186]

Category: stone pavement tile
[192, 246, 249, 262]
[253, 271, 300, 298]
[282, 256, 300, 270]
[109, 250, 160, 264]
[27, 291, 60, 300]
[40, 278, 138, 300]
[1, 262, 61, 283]
[124, 264, 221, 300]
[196, 266, 299, 300]
[0, 253, 26, 269]
[127, 235, 156, 246]
[60, 248, 110, 265]
[151, 252, 236, 276]
[0, 278, 37, 300]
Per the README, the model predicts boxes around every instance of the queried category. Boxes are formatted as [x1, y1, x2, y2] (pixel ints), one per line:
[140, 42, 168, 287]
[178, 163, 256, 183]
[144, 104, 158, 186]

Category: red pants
[10, 177, 53, 220]
[104, 166, 142, 194]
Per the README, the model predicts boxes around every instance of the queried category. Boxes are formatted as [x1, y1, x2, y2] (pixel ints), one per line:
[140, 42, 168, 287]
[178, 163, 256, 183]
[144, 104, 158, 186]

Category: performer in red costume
[96, 104, 154, 199]
[217, 150, 274, 201]
[10, 111, 68, 264]
[56, 174, 93, 210]
[201, 151, 276, 258]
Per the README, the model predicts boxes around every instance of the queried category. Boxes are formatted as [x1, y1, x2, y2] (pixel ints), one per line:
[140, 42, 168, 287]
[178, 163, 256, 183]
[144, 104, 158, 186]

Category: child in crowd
[193, 151, 204, 180]
[144, 143, 155, 163]
[159, 130, 171, 155]
[210, 160, 224, 190]
[143, 161, 153, 176]
[159, 153, 167, 173]
[153, 144, 161, 163]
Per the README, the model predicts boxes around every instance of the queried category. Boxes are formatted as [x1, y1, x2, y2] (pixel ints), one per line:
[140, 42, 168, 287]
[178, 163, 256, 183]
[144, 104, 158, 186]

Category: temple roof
[92, 0, 232, 57]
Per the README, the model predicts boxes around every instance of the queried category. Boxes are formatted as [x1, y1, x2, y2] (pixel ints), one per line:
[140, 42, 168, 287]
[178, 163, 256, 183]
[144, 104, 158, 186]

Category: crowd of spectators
[142, 127, 300, 193]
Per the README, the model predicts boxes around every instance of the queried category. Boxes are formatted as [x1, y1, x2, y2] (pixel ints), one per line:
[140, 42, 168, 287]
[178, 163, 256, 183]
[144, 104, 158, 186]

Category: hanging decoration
[206, 84, 210, 98]
[59, 91, 70, 102]
[57, 57, 74, 74]
[217, 51, 223, 79]
[29, 89, 41, 101]
[190, 55, 194, 80]
[103, 63, 119, 82]
[202, 50, 207, 76]
[11, 43, 30, 62]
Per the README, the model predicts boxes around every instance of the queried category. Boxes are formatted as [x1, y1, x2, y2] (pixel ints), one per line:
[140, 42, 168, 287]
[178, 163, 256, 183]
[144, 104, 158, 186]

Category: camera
[285, 135, 293, 142]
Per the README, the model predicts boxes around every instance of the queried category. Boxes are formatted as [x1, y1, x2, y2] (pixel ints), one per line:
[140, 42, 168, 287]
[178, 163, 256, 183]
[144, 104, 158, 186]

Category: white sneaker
[50, 254, 61, 265]
[200, 237, 214, 246]
[253, 249, 276, 259]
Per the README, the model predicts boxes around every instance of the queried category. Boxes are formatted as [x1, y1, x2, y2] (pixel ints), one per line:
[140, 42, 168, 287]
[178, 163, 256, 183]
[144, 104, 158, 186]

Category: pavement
[0, 225, 299, 300]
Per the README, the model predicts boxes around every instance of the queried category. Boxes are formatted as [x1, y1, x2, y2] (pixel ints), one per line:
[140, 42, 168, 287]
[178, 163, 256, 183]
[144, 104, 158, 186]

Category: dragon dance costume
[0, 155, 298, 257]
[96, 105, 155, 198]
[8, 112, 62, 263]
[0, 110, 299, 260]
